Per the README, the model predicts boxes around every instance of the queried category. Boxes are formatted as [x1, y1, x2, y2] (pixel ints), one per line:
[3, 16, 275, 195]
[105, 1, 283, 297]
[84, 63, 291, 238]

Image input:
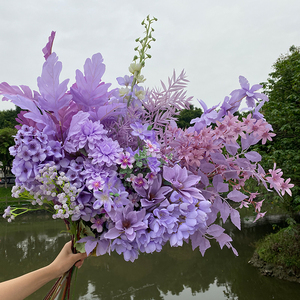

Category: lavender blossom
[105, 204, 147, 242]
[163, 165, 204, 202]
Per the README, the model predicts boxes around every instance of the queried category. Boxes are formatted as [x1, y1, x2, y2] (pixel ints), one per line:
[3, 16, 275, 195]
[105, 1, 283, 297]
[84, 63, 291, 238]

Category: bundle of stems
[43, 266, 75, 300]
[44, 220, 80, 300]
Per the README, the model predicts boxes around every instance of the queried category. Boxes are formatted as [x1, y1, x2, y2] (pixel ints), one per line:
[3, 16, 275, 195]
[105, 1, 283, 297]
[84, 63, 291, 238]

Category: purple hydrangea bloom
[65, 118, 108, 153]
[89, 137, 122, 167]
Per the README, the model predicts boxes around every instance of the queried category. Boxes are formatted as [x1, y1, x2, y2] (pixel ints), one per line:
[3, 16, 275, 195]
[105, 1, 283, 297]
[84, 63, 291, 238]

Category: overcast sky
[1, 0, 300, 111]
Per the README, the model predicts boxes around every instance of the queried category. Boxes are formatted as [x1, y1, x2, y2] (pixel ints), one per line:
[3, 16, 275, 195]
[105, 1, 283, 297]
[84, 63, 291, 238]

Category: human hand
[48, 241, 87, 278]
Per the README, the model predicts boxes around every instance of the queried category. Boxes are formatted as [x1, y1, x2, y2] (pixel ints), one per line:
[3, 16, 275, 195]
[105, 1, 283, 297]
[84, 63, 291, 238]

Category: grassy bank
[255, 224, 300, 272]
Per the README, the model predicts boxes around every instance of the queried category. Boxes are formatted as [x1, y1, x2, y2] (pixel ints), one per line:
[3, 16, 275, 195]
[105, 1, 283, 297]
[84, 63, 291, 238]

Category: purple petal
[239, 76, 249, 90]
[105, 227, 121, 239]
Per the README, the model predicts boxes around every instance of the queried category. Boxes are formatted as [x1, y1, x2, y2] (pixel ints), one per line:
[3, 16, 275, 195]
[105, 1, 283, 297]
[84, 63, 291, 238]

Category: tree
[0, 127, 16, 188]
[177, 105, 202, 129]
[0, 106, 20, 129]
[260, 45, 300, 214]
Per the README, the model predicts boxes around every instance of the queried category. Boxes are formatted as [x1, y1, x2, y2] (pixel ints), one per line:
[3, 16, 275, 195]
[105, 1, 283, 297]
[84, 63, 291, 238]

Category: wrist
[46, 263, 63, 280]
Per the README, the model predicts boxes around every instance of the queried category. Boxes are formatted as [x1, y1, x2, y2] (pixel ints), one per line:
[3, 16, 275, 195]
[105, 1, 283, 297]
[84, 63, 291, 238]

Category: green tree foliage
[260, 45, 300, 213]
[177, 105, 202, 129]
[0, 127, 17, 188]
[0, 106, 20, 129]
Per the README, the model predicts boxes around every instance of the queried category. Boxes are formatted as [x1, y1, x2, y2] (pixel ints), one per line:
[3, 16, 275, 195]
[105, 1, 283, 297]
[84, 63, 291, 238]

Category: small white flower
[119, 87, 130, 97]
[129, 62, 142, 74]
[135, 89, 145, 100]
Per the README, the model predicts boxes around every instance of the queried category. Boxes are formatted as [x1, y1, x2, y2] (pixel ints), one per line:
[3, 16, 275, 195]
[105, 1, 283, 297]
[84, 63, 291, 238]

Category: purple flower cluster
[1, 31, 294, 262]
[9, 125, 62, 191]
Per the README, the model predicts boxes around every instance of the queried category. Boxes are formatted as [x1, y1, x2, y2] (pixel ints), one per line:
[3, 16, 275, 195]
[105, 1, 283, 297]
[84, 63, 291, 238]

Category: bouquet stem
[44, 220, 79, 300]
[43, 266, 75, 300]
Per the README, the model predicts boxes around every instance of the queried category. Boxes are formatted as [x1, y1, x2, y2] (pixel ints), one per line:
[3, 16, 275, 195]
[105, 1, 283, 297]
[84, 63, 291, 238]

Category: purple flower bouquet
[1, 17, 293, 299]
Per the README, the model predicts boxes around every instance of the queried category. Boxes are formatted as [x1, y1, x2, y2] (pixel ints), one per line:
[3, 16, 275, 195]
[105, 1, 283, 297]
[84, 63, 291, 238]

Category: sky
[0, 0, 300, 111]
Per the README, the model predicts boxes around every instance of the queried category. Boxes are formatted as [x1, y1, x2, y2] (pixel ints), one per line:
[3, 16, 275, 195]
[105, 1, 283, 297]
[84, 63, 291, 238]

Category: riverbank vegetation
[249, 45, 300, 282]
[256, 224, 300, 270]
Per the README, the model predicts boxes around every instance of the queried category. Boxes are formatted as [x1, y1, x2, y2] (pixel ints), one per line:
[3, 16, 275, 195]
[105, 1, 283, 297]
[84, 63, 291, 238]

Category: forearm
[0, 265, 57, 300]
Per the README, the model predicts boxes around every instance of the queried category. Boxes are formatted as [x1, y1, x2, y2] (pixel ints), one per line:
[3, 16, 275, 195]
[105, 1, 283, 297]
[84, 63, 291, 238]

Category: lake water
[0, 212, 299, 299]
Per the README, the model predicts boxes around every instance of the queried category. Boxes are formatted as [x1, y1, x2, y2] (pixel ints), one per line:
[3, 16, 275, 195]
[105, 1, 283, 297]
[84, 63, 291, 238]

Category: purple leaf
[191, 231, 211, 256]
[227, 190, 248, 202]
[37, 52, 72, 119]
[212, 174, 229, 193]
[198, 170, 209, 187]
[235, 158, 251, 169]
[257, 164, 266, 175]
[206, 224, 225, 237]
[213, 197, 231, 223]
[42, 31, 56, 60]
[216, 233, 233, 249]
[0, 82, 37, 101]
[245, 151, 262, 162]
[224, 170, 239, 180]
[241, 133, 260, 150]
[71, 53, 111, 110]
[225, 142, 240, 156]
[210, 153, 229, 167]
[230, 208, 241, 230]
[199, 160, 215, 173]
[220, 201, 231, 223]
[94, 102, 127, 121]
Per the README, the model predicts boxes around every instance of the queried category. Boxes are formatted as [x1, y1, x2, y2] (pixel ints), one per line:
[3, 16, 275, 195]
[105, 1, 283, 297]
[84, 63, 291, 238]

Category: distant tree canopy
[259, 45, 300, 213]
[177, 105, 202, 129]
[0, 127, 16, 187]
[0, 106, 20, 129]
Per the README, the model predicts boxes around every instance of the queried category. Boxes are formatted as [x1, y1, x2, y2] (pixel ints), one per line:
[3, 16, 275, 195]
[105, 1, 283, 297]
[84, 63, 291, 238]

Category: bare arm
[0, 241, 87, 300]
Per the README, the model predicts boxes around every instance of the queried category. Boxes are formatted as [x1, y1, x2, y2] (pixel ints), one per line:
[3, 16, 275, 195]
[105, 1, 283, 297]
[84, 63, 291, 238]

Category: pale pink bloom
[255, 199, 264, 213]
[266, 164, 284, 189]
[254, 211, 267, 222]
[249, 119, 265, 138]
[280, 178, 294, 196]
[116, 151, 135, 169]
[242, 114, 256, 133]
[261, 130, 276, 144]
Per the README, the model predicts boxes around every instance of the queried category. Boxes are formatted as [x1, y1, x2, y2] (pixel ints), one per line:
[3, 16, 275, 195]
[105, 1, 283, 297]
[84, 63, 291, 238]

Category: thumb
[73, 252, 87, 267]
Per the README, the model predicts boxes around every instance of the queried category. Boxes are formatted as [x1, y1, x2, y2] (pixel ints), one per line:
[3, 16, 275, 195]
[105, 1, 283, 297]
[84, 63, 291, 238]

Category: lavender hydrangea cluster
[0, 30, 293, 263]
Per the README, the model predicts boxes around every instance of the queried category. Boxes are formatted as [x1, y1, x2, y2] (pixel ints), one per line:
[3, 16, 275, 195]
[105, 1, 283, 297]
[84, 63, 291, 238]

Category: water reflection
[0, 212, 299, 299]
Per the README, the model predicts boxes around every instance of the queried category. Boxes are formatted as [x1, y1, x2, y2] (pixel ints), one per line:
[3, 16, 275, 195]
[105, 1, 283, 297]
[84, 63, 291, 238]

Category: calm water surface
[0, 212, 299, 300]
